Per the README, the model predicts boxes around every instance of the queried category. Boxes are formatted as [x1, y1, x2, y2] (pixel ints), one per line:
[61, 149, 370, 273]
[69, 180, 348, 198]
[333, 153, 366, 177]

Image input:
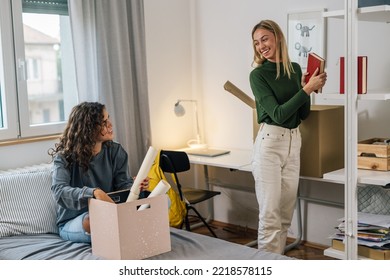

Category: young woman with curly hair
[49, 102, 149, 243]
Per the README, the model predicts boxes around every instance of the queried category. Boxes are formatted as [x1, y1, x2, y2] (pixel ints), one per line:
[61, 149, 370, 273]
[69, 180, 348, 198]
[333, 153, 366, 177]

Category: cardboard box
[358, 138, 390, 171]
[89, 195, 171, 260]
[253, 105, 344, 177]
[332, 239, 390, 260]
[300, 105, 344, 177]
[223, 82, 344, 178]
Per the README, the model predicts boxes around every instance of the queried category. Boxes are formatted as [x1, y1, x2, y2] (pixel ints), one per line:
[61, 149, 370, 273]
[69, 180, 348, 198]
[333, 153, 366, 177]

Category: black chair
[159, 150, 221, 237]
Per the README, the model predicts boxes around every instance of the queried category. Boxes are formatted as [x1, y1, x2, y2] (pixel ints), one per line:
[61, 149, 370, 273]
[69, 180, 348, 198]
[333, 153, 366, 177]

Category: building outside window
[26, 57, 41, 81]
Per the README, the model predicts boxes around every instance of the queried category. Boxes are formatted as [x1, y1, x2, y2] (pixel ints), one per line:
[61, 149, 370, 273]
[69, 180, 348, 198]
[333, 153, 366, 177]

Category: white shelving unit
[358, 4, 390, 21]
[316, 92, 390, 101]
[323, 4, 390, 21]
[324, 247, 371, 260]
[321, 1, 390, 260]
[324, 168, 390, 186]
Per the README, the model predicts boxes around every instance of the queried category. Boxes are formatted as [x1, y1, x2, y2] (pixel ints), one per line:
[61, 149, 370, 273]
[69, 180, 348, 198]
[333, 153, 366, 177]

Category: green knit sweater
[249, 60, 311, 129]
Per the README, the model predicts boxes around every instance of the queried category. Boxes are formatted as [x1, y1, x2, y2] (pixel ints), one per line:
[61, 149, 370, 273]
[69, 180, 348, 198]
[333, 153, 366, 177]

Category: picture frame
[287, 9, 326, 70]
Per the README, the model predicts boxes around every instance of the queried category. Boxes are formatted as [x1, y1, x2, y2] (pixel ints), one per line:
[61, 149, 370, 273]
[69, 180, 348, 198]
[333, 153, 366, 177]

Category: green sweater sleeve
[249, 61, 310, 129]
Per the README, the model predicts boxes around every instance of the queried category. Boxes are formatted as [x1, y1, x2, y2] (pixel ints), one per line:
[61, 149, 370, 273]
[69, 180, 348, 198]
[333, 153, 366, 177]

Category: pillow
[358, 185, 390, 215]
[0, 164, 58, 237]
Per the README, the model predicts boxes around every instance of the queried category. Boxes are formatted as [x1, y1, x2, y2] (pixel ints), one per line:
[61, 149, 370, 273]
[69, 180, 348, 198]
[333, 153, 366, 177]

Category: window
[0, 0, 18, 139]
[0, 0, 78, 140]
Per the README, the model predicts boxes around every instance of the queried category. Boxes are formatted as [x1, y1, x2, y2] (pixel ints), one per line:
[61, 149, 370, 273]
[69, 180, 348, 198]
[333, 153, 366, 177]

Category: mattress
[0, 228, 292, 260]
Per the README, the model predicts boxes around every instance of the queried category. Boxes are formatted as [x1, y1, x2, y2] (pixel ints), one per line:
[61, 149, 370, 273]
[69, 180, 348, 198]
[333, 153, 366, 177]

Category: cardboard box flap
[223, 80, 256, 109]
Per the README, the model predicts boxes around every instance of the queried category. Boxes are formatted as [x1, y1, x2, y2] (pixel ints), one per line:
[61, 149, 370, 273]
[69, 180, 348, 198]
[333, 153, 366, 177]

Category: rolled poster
[126, 146, 158, 202]
[138, 179, 171, 210]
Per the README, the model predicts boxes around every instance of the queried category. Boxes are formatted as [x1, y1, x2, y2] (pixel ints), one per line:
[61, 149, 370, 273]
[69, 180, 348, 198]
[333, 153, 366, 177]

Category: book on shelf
[358, 56, 368, 94]
[331, 239, 390, 260]
[305, 52, 325, 93]
[339, 56, 368, 94]
[335, 225, 390, 242]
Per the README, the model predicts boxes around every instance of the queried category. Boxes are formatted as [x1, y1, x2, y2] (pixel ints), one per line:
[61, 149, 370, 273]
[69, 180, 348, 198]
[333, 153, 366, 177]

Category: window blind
[22, 0, 68, 15]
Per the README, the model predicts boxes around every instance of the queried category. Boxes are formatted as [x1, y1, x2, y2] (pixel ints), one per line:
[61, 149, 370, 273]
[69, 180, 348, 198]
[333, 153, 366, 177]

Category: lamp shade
[174, 102, 185, 117]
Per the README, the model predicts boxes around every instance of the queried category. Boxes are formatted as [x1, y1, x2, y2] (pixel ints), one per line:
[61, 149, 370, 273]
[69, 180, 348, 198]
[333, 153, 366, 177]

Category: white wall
[144, 0, 390, 151]
[0, 139, 56, 170]
[144, 0, 194, 150]
[144, 0, 390, 247]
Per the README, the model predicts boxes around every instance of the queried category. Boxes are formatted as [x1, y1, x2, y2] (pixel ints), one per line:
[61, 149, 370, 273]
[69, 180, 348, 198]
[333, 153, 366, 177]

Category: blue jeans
[59, 212, 91, 243]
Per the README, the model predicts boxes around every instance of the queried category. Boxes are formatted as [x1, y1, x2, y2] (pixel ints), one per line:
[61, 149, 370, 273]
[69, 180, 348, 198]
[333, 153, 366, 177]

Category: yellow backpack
[147, 151, 187, 228]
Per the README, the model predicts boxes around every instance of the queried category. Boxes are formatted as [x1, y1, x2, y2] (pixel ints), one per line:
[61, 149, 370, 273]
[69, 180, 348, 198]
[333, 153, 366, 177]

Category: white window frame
[0, 0, 77, 140]
[13, 0, 68, 137]
[0, 0, 19, 140]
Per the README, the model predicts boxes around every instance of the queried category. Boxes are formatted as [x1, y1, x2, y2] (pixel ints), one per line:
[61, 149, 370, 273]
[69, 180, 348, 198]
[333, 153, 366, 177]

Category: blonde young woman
[249, 20, 326, 254]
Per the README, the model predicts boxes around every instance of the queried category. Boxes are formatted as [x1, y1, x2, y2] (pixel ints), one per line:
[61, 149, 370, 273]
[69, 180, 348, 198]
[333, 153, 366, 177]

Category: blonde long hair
[251, 19, 294, 79]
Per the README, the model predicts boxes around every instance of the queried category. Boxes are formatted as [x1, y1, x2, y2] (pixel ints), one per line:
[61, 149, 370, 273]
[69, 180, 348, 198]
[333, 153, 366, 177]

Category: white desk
[187, 148, 252, 170]
[186, 148, 252, 230]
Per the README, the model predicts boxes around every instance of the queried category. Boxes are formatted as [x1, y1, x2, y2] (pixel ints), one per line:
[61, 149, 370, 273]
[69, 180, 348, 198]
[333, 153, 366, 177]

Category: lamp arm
[194, 101, 201, 144]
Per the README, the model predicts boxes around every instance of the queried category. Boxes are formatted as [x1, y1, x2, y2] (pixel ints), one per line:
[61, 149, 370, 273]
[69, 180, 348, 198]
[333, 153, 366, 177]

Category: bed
[0, 164, 291, 260]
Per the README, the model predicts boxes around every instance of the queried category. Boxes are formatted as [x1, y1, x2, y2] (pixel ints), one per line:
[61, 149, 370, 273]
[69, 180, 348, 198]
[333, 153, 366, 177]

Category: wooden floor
[190, 219, 336, 260]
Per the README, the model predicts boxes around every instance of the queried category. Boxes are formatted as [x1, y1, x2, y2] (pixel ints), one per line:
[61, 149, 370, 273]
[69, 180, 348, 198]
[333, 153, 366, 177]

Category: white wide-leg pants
[251, 123, 301, 254]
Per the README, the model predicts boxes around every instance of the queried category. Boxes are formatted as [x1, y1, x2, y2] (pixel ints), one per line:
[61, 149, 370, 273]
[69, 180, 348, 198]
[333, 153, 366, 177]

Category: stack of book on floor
[331, 212, 390, 259]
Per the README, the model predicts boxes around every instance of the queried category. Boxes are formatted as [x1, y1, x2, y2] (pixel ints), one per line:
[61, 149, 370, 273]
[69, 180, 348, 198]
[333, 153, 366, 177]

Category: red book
[339, 56, 367, 94]
[305, 52, 325, 93]
[340, 57, 345, 94]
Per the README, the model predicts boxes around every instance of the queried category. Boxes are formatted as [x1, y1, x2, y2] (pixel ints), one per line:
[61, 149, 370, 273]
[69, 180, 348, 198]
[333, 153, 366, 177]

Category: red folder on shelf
[340, 57, 345, 94]
[339, 56, 367, 94]
[305, 52, 325, 93]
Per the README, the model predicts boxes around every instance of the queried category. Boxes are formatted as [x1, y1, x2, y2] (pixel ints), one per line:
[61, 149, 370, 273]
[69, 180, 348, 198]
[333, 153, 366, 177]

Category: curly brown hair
[48, 102, 106, 171]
